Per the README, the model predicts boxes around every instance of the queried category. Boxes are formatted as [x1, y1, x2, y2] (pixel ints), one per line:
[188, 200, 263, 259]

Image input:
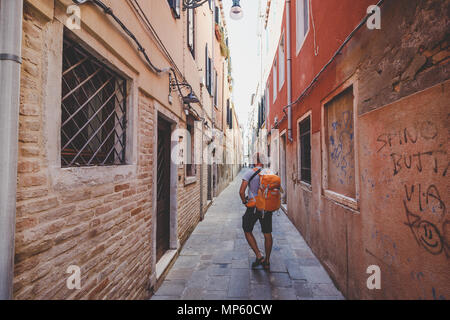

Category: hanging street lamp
[183, 0, 244, 21]
[230, 0, 244, 20]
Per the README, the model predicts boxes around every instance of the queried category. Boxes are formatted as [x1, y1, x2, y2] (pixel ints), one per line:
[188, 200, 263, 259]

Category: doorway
[207, 164, 212, 201]
[156, 117, 171, 262]
[280, 133, 287, 204]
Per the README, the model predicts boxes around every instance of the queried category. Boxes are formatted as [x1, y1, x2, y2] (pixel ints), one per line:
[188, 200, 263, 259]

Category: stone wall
[14, 6, 156, 300]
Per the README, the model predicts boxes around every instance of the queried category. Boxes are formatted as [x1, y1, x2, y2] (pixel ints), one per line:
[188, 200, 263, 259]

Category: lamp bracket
[183, 0, 210, 10]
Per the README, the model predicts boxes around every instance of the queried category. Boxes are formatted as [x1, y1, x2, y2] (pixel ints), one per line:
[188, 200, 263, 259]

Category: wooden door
[156, 117, 171, 262]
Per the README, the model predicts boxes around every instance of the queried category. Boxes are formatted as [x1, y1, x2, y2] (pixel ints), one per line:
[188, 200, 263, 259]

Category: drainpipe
[286, 0, 293, 142]
[0, 0, 23, 299]
[200, 120, 204, 220]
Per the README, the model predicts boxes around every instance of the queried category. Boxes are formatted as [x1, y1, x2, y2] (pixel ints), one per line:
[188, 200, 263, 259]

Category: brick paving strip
[151, 171, 345, 300]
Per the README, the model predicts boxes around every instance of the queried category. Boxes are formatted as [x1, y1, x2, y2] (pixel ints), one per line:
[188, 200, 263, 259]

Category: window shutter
[258, 102, 262, 128]
[230, 105, 232, 129]
[215, 6, 220, 24]
[167, 0, 180, 18]
[208, 57, 212, 94]
[214, 71, 218, 106]
[205, 45, 209, 91]
[230, 107, 233, 129]
[226, 101, 230, 126]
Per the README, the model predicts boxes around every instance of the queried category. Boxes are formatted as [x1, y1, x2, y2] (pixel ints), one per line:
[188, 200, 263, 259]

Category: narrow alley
[152, 170, 344, 300]
[1, 0, 448, 303]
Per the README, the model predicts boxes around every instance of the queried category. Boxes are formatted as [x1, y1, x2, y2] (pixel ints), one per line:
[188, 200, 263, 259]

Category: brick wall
[14, 4, 154, 300]
[177, 165, 202, 245]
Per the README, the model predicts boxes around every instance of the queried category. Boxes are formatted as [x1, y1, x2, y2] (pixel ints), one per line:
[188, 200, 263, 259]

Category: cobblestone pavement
[151, 170, 345, 300]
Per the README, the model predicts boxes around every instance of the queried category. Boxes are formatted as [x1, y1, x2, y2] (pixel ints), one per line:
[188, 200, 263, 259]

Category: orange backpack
[256, 171, 281, 212]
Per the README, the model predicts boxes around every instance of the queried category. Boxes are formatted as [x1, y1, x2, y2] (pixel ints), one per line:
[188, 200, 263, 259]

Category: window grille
[186, 118, 196, 177]
[187, 8, 195, 57]
[61, 36, 127, 167]
[168, 0, 181, 18]
[299, 116, 311, 184]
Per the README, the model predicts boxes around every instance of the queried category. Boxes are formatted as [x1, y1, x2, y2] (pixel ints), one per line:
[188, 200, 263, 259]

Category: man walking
[239, 153, 272, 270]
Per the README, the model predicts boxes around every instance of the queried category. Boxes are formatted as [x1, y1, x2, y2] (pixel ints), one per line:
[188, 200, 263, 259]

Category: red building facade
[264, 0, 449, 299]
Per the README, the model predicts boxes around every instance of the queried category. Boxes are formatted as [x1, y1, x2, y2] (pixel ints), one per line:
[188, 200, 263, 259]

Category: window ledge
[324, 189, 359, 212]
[185, 176, 197, 186]
[299, 181, 312, 192]
[50, 164, 136, 191]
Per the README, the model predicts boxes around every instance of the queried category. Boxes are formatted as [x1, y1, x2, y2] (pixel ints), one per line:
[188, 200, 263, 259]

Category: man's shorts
[242, 207, 273, 234]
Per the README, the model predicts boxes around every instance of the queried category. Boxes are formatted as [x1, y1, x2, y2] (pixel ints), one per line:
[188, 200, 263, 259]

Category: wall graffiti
[376, 120, 438, 153]
[360, 82, 449, 299]
[403, 183, 448, 257]
[330, 110, 355, 184]
[371, 229, 398, 267]
[375, 120, 449, 258]
[325, 86, 356, 199]
[410, 271, 446, 300]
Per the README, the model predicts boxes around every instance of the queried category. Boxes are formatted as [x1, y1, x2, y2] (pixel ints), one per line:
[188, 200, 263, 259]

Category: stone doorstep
[155, 249, 178, 280]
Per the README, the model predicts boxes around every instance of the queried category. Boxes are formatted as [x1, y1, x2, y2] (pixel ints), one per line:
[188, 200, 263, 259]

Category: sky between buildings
[223, 0, 260, 129]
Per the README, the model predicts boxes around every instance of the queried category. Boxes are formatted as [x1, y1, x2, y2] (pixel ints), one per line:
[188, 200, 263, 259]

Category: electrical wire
[89, 0, 162, 73]
[83, 0, 204, 122]
[127, 0, 206, 122]
[129, 0, 184, 78]
[273, 0, 386, 130]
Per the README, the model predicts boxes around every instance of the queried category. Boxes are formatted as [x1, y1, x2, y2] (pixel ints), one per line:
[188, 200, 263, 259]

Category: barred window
[299, 116, 311, 184]
[186, 117, 196, 177]
[61, 36, 127, 167]
[187, 8, 195, 58]
[167, 0, 181, 18]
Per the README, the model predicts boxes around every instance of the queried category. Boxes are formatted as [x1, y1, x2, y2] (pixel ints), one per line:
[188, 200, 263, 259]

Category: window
[226, 99, 232, 129]
[226, 100, 230, 127]
[257, 102, 262, 129]
[279, 33, 285, 89]
[187, 8, 195, 58]
[214, 70, 218, 107]
[265, 85, 270, 128]
[271, 135, 279, 175]
[186, 118, 196, 177]
[61, 36, 127, 168]
[215, 5, 220, 24]
[324, 86, 356, 200]
[258, 96, 266, 129]
[229, 107, 233, 129]
[298, 116, 311, 184]
[167, 0, 181, 18]
[296, 0, 309, 53]
[205, 45, 212, 95]
[273, 60, 277, 103]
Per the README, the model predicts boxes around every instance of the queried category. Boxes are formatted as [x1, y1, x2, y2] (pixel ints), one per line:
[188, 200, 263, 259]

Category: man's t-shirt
[242, 166, 262, 199]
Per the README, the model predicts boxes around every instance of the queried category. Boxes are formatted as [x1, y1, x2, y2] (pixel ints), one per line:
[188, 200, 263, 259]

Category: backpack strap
[248, 168, 262, 184]
[247, 168, 262, 199]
